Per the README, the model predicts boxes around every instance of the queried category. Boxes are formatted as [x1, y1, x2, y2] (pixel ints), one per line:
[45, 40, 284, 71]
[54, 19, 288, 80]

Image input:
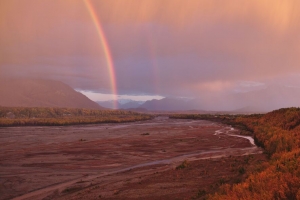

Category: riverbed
[0, 117, 262, 200]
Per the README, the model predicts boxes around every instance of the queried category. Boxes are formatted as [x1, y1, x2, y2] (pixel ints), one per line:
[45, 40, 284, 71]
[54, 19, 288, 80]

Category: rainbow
[84, 0, 118, 109]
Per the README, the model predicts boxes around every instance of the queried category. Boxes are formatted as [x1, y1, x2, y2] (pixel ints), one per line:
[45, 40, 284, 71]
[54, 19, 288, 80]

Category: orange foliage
[211, 108, 300, 199]
[171, 108, 300, 199]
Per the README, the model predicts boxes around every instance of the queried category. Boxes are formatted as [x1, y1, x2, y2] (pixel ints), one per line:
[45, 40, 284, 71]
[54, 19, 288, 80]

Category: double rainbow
[84, 0, 118, 109]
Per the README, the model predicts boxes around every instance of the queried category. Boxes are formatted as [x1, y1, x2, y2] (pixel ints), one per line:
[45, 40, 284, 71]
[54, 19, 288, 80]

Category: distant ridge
[0, 79, 103, 109]
[139, 97, 195, 111]
[97, 100, 144, 109]
[96, 100, 122, 109]
[135, 86, 300, 113]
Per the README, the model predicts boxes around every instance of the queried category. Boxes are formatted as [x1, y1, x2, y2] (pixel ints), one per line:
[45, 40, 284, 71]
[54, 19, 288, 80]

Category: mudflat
[0, 117, 262, 200]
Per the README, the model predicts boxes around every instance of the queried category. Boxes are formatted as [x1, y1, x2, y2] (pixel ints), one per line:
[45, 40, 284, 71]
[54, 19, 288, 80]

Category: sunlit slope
[0, 79, 102, 109]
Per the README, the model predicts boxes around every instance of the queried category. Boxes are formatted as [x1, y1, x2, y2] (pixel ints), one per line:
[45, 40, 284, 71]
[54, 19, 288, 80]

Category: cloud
[1, 0, 300, 99]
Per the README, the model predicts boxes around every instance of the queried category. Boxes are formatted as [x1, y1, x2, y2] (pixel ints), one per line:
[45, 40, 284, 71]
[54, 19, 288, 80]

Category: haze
[1, 0, 300, 110]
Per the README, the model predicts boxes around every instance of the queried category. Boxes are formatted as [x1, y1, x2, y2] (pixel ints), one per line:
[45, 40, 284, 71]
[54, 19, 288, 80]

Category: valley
[0, 117, 262, 200]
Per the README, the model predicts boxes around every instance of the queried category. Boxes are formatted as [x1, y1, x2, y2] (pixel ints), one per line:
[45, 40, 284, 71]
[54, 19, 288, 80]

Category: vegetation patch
[171, 108, 300, 199]
[0, 107, 153, 126]
[176, 160, 189, 170]
[62, 186, 82, 194]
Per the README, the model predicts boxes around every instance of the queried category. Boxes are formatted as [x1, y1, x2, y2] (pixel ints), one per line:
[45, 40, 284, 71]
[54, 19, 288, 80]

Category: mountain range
[97, 100, 144, 109]
[1, 78, 299, 113]
[137, 85, 300, 113]
[96, 85, 300, 113]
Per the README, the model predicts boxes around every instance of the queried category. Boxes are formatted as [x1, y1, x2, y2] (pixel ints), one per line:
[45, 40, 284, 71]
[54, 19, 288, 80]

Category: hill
[0, 79, 102, 109]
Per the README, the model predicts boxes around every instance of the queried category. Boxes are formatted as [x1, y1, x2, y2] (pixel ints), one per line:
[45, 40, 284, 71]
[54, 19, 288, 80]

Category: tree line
[0, 107, 153, 126]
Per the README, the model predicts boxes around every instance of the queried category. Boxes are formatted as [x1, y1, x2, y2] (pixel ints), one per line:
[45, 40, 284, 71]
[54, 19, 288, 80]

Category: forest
[0, 107, 152, 126]
[171, 108, 300, 199]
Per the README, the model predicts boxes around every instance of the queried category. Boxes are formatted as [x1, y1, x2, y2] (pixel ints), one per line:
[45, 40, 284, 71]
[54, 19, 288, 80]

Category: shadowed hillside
[0, 79, 102, 109]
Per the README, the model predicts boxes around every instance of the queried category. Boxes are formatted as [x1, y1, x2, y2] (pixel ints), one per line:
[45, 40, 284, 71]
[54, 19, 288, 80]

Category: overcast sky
[1, 0, 300, 101]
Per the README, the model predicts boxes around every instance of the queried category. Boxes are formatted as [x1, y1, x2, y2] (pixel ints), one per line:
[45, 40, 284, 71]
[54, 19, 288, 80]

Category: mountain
[232, 85, 300, 112]
[120, 101, 144, 109]
[96, 101, 121, 109]
[97, 99, 144, 109]
[0, 79, 103, 109]
[196, 85, 300, 113]
[139, 97, 196, 111]
[231, 106, 269, 114]
[136, 85, 300, 112]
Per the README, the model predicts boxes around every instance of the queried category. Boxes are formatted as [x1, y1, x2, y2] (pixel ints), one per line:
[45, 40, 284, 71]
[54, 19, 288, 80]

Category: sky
[1, 0, 300, 102]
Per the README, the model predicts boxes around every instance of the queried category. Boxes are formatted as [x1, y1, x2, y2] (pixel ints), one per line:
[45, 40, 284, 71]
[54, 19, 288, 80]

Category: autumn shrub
[210, 108, 300, 199]
[176, 160, 189, 170]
